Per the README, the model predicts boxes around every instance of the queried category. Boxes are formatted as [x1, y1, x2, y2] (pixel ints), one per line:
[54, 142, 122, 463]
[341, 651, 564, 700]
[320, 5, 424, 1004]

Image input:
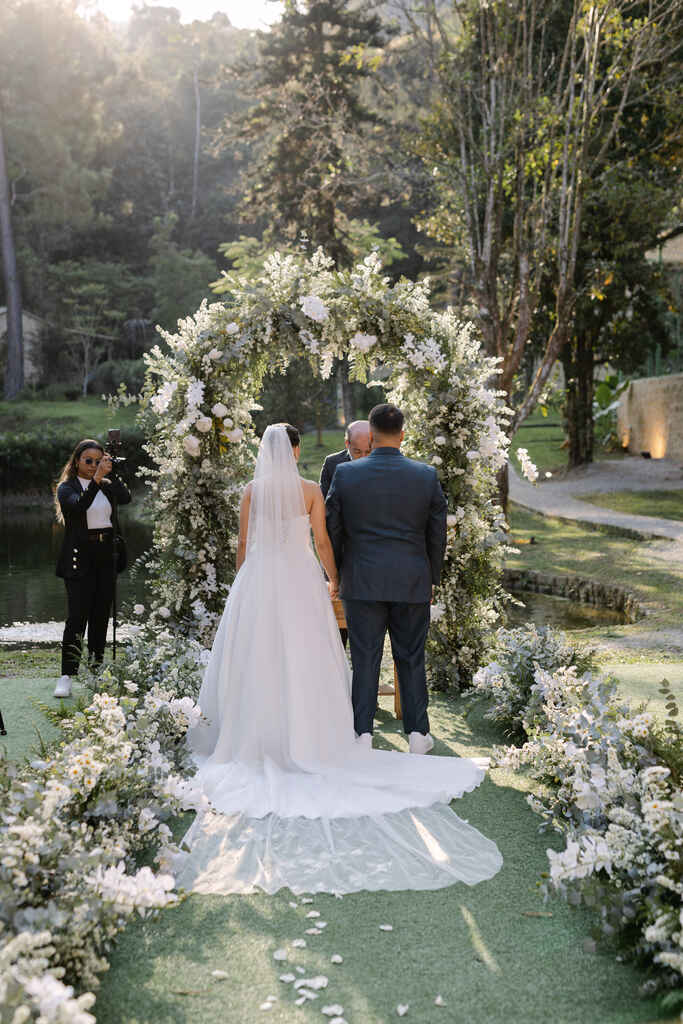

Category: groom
[325, 403, 447, 754]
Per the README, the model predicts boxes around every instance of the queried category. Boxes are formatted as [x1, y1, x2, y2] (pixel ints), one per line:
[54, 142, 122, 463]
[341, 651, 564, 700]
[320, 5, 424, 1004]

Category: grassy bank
[0, 396, 139, 436]
[578, 489, 683, 522]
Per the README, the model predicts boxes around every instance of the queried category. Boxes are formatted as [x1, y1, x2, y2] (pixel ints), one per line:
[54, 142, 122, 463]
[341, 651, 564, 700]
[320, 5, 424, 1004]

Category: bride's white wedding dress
[173, 426, 502, 895]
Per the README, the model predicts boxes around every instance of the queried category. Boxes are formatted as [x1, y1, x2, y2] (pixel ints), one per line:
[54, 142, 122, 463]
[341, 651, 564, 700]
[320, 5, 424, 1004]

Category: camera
[107, 427, 126, 467]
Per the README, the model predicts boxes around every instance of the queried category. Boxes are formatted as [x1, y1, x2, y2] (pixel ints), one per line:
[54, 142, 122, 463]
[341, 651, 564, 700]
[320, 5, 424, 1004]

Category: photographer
[53, 438, 130, 697]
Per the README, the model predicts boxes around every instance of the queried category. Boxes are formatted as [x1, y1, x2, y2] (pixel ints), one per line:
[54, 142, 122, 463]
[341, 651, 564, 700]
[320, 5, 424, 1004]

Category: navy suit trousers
[343, 599, 431, 737]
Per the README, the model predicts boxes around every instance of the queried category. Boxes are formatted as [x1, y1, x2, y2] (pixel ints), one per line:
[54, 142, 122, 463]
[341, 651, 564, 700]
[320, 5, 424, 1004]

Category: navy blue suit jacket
[325, 447, 447, 603]
[319, 448, 350, 499]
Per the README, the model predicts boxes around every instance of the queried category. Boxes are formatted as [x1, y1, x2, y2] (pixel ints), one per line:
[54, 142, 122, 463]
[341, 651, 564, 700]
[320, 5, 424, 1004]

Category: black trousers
[344, 599, 431, 737]
[61, 536, 116, 676]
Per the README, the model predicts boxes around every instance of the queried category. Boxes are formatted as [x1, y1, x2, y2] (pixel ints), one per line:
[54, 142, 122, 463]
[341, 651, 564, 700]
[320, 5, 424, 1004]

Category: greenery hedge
[0, 424, 150, 494]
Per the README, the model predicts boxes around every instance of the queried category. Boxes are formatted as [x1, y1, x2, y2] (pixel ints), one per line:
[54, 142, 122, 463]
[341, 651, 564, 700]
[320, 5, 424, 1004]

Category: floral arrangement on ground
[0, 627, 206, 1023]
[472, 624, 683, 1006]
[135, 248, 522, 690]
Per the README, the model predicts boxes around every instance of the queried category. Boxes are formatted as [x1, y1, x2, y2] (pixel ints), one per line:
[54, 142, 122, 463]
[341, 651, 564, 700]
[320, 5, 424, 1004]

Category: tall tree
[230, 0, 391, 267]
[416, 0, 681, 434]
[0, 109, 23, 398]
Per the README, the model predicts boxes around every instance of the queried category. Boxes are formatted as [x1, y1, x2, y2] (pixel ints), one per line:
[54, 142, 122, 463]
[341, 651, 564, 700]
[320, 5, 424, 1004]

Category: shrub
[88, 359, 146, 396]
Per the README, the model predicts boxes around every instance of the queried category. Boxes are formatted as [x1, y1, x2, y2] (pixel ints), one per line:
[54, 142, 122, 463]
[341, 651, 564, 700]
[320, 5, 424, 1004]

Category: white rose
[432, 455, 443, 466]
[349, 332, 377, 353]
[183, 435, 201, 457]
[300, 294, 329, 323]
[225, 427, 244, 443]
[158, 607, 171, 619]
[195, 417, 212, 433]
[222, 417, 234, 429]
[225, 322, 239, 335]
[211, 403, 228, 418]
[208, 348, 223, 360]
[435, 435, 447, 446]
[446, 514, 458, 528]
[133, 603, 144, 615]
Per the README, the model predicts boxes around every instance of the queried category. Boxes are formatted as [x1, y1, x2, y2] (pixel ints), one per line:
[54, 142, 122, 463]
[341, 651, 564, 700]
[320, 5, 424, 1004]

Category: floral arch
[138, 249, 510, 689]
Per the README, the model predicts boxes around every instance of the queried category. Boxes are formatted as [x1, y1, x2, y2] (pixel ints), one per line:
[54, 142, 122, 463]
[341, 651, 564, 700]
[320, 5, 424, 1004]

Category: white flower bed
[474, 625, 683, 997]
[0, 629, 205, 1022]
[137, 248, 514, 688]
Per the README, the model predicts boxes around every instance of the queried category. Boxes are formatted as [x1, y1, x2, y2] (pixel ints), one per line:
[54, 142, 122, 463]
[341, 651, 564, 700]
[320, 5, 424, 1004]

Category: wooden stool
[333, 598, 402, 720]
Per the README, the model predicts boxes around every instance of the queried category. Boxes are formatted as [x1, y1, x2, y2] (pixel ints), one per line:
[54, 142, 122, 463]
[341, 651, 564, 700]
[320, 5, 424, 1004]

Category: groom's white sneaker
[409, 731, 434, 755]
[356, 732, 373, 750]
[53, 675, 72, 698]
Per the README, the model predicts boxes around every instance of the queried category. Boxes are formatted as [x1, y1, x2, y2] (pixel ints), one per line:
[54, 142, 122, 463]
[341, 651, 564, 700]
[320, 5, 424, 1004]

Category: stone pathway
[510, 457, 683, 541]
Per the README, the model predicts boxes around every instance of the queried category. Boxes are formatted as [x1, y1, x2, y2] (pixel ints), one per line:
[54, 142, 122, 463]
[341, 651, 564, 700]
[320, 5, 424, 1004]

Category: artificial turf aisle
[92, 694, 656, 1024]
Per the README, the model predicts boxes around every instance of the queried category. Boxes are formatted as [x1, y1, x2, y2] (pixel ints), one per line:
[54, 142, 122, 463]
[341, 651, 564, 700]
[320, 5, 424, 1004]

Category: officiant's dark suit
[325, 446, 447, 737]
[319, 449, 350, 499]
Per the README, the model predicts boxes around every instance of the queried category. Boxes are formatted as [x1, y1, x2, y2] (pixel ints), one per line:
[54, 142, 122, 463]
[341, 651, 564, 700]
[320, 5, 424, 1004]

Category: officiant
[319, 420, 371, 499]
[53, 438, 131, 698]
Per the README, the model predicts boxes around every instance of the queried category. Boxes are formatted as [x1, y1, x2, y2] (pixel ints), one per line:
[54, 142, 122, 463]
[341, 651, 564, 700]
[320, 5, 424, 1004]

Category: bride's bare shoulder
[301, 478, 322, 496]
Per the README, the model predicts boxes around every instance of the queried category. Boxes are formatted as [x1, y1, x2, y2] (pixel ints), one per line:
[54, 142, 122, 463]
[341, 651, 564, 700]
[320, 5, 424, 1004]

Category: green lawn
[298, 429, 345, 479]
[1, 673, 661, 1024]
[0, 396, 139, 435]
[509, 412, 567, 476]
[578, 489, 683, 522]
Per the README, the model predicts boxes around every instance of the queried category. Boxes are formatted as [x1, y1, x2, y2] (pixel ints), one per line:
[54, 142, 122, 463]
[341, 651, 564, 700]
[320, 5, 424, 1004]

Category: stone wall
[503, 568, 643, 623]
[617, 373, 683, 461]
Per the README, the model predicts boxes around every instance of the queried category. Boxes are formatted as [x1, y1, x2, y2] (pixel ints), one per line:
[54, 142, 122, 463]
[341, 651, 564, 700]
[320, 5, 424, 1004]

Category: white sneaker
[53, 675, 72, 698]
[356, 732, 373, 750]
[409, 731, 434, 755]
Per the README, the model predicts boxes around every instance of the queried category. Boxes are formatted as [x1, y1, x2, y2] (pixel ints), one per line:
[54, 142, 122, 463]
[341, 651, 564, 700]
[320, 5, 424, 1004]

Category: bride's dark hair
[279, 423, 300, 448]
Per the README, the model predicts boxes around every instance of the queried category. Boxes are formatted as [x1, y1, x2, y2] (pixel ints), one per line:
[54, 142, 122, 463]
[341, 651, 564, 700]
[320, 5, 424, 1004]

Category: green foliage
[87, 359, 147, 397]
[148, 214, 217, 331]
[0, 424, 149, 494]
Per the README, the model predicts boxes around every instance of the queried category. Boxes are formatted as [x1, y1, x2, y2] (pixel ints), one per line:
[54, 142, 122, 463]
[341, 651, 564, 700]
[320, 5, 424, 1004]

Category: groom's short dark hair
[369, 403, 404, 436]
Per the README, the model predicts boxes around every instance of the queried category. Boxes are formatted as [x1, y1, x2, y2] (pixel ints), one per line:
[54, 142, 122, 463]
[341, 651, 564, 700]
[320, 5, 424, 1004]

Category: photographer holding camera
[53, 435, 131, 697]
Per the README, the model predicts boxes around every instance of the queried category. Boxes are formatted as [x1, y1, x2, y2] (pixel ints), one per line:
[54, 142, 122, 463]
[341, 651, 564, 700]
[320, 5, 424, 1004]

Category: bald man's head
[345, 420, 371, 460]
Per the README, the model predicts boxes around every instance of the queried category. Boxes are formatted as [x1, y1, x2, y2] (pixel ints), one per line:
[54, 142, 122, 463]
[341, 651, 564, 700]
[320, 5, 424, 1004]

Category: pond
[0, 504, 151, 628]
[505, 590, 629, 630]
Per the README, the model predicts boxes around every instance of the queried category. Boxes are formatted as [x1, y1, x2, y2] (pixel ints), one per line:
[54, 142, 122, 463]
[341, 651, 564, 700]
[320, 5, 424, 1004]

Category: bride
[174, 423, 502, 895]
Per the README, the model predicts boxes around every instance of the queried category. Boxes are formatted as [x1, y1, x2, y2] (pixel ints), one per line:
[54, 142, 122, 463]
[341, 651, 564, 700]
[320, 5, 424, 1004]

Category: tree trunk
[336, 358, 353, 425]
[563, 331, 594, 467]
[190, 69, 201, 222]
[0, 113, 24, 400]
[496, 462, 509, 520]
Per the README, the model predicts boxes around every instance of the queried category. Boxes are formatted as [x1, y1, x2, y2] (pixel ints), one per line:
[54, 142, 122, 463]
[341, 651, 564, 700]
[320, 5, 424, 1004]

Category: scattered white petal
[259, 1002, 273, 1011]
[211, 969, 229, 980]
[334, 893, 343, 899]
[302, 897, 314, 904]
[294, 976, 328, 991]
[279, 973, 296, 983]
[434, 995, 445, 1006]
[330, 954, 343, 964]
[296, 966, 306, 975]
[322, 1006, 345, 1017]
[299, 989, 318, 1000]
[397, 1005, 409, 1017]
[379, 924, 393, 931]
[292, 939, 307, 948]
[289, 901, 298, 908]
[305, 928, 322, 935]
[330, 1019, 348, 1024]
[306, 910, 321, 918]
[295, 996, 307, 1006]
[273, 949, 288, 961]
[266, 996, 277, 1001]
[317, 921, 328, 928]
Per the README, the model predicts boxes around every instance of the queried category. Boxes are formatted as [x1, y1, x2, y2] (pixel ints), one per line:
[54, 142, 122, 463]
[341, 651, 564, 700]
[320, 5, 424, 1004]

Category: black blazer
[319, 449, 350, 499]
[56, 475, 131, 579]
[325, 446, 447, 603]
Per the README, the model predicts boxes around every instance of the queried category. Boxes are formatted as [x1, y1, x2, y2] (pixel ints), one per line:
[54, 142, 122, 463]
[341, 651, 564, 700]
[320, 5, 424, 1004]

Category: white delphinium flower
[185, 378, 205, 411]
[208, 348, 223, 360]
[151, 380, 178, 415]
[133, 604, 144, 615]
[516, 447, 539, 483]
[430, 604, 446, 622]
[225, 322, 239, 335]
[225, 427, 244, 442]
[300, 295, 329, 322]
